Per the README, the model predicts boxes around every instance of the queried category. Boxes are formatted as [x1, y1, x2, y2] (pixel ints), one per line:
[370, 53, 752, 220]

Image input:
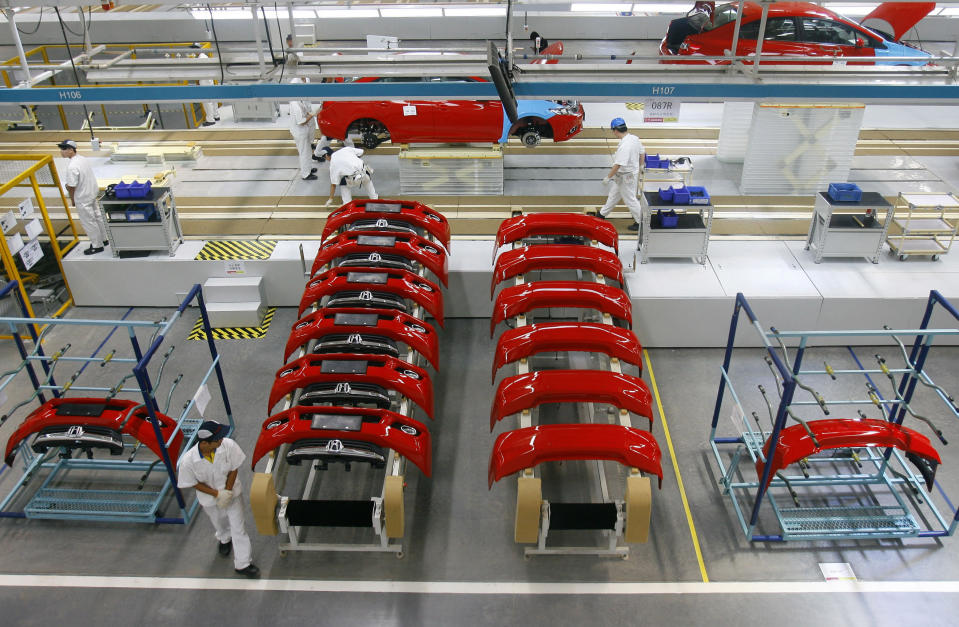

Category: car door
[371, 77, 435, 143]
[735, 17, 807, 63]
[798, 18, 877, 64]
[430, 77, 502, 142]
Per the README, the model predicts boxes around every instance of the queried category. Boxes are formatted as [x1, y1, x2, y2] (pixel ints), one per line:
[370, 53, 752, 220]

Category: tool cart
[98, 184, 183, 257]
[805, 190, 894, 263]
[886, 192, 959, 261]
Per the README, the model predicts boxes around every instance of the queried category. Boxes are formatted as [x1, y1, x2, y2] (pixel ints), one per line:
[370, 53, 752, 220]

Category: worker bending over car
[320, 146, 378, 206]
[177, 420, 259, 578]
[599, 117, 645, 231]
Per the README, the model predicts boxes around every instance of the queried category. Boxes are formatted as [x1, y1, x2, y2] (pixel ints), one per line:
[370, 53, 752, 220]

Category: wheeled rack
[709, 290, 959, 541]
[637, 190, 713, 265]
[98, 185, 183, 257]
[886, 192, 959, 261]
[804, 191, 894, 263]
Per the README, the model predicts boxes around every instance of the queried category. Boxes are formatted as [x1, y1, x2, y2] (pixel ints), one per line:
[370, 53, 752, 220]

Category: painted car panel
[495, 213, 619, 253]
[313, 230, 449, 286]
[323, 199, 451, 250]
[491, 281, 633, 334]
[491, 245, 624, 296]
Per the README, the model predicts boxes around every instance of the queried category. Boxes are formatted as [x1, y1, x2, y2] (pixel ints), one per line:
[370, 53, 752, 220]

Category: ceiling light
[315, 9, 381, 19]
[380, 8, 444, 17]
[630, 3, 689, 13]
[570, 3, 633, 11]
[445, 8, 508, 17]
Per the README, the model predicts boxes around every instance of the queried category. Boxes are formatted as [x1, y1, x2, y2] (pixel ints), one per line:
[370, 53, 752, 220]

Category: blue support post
[710, 293, 747, 431]
[194, 287, 235, 431]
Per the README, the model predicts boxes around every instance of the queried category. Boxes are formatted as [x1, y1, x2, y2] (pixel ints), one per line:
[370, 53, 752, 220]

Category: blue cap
[610, 117, 626, 129]
[197, 420, 229, 442]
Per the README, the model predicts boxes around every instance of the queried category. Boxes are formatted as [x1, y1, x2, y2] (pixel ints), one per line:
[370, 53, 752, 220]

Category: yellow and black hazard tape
[188, 307, 276, 340]
[625, 102, 645, 111]
[195, 239, 278, 261]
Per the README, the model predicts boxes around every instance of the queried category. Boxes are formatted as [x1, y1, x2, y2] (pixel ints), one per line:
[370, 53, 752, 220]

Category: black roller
[548, 502, 618, 531]
[285, 499, 375, 527]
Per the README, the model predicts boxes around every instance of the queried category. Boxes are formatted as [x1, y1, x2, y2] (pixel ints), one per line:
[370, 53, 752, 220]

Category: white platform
[63, 236, 959, 347]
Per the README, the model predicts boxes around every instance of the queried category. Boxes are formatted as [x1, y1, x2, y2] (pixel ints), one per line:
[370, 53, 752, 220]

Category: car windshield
[712, 3, 742, 29]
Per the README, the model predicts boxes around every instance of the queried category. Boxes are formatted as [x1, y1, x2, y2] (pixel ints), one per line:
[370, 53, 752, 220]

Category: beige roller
[249, 472, 279, 536]
[514, 475, 542, 544]
[384, 475, 405, 539]
[624, 473, 652, 544]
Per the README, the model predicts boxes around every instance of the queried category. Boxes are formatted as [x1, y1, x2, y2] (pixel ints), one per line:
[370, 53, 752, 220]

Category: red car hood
[860, 2, 934, 42]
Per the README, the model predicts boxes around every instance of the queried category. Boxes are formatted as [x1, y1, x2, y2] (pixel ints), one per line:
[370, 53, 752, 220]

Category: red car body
[318, 76, 585, 148]
[660, 2, 933, 65]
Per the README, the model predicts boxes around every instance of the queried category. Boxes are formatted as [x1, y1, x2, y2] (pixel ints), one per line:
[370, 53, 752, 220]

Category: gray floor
[2, 304, 959, 624]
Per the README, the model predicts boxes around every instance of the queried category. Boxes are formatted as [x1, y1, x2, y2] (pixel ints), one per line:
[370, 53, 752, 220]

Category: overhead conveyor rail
[250, 198, 448, 556]
[709, 290, 959, 541]
[488, 210, 661, 557]
[0, 280, 233, 524]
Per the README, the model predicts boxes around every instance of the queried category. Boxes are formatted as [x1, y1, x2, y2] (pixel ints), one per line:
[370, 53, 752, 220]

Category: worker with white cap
[288, 77, 319, 180]
[599, 117, 645, 230]
[320, 145, 378, 206]
[58, 139, 107, 255]
[176, 420, 259, 578]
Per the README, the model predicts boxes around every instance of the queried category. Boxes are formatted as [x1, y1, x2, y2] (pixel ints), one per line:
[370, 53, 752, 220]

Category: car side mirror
[855, 37, 865, 49]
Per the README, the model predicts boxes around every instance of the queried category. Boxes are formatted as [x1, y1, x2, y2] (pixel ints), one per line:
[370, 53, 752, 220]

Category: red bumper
[758, 418, 942, 488]
[490, 369, 652, 430]
[491, 245, 623, 296]
[322, 199, 451, 250]
[4, 397, 183, 467]
[284, 307, 440, 369]
[252, 405, 431, 476]
[268, 353, 434, 418]
[298, 267, 444, 327]
[488, 424, 662, 488]
[495, 213, 618, 253]
[312, 230, 448, 286]
[491, 281, 632, 335]
[492, 322, 642, 381]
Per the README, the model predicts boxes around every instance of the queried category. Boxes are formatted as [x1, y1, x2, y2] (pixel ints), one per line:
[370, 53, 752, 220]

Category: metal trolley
[0, 281, 233, 524]
[886, 192, 959, 261]
[709, 291, 959, 541]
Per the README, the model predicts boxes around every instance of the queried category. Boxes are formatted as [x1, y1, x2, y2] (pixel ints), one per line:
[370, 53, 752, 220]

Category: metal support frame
[709, 290, 959, 541]
[494, 210, 641, 558]
[260, 210, 449, 556]
[0, 281, 233, 525]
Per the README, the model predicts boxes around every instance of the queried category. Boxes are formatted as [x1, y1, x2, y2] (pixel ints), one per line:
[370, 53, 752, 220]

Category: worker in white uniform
[176, 420, 260, 578]
[58, 139, 107, 255]
[600, 117, 645, 231]
[321, 146, 378, 206]
[192, 45, 219, 126]
[288, 77, 319, 180]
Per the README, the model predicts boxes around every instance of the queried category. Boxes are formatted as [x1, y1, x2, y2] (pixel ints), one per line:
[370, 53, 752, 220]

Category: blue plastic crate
[827, 182, 861, 202]
[115, 180, 152, 199]
[645, 154, 669, 169]
[687, 186, 710, 205]
[658, 186, 674, 202]
[658, 209, 678, 227]
[672, 186, 691, 205]
[124, 204, 156, 222]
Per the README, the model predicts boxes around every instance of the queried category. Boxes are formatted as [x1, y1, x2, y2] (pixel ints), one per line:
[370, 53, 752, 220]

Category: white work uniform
[198, 53, 219, 123]
[64, 153, 106, 246]
[289, 99, 317, 179]
[177, 438, 253, 570]
[600, 133, 644, 223]
[329, 147, 377, 203]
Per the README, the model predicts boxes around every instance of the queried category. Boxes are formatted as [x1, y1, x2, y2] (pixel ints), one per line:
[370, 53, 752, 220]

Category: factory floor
[1, 304, 959, 625]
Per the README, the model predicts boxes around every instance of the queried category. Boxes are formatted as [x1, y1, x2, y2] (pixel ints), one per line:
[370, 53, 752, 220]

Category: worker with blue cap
[177, 420, 259, 578]
[600, 117, 645, 230]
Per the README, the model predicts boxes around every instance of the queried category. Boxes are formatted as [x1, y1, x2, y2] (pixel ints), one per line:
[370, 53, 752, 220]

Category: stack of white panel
[740, 103, 864, 195]
[398, 150, 504, 196]
[716, 101, 754, 163]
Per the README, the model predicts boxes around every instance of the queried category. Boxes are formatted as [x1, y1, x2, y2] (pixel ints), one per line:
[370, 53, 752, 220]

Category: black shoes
[218, 540, 232, 557]
[83, 246, 104, 255]
[202, 121, 216, 127]
[235, 564, 260, 578]
[311, 167, 317, 173]
[214, 116, 221, 121]
[102, 240, 109, 247]
[303, 173, 318, 181]
[627, 222, 639, 231]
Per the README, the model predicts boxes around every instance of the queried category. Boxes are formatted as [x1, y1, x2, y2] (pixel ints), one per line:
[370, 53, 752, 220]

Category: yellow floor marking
[644, 348, 709, 583]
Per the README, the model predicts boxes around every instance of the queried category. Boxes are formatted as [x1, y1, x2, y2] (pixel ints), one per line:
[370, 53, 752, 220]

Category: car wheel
[350, 119, 388, 150]
[521, 128, 541, 148]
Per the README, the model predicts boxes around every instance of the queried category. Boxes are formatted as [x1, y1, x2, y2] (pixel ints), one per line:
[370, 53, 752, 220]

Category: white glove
[324, 198, 334, 207]
[215, 489, 234, 509]
[602, 176, 611, 185]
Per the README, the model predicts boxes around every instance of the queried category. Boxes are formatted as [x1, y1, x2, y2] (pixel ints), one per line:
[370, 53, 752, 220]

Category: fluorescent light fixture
[823, 4, 878, 17]
[630, 3, 688, 13]
[939, 8, 959, 16]
[381, 8, 444, 17]
[261, 9, 317, 20]
[571, 3, 632, 11]
[445, 8, 508, 17]
[315, 9, 381, 18]
[189, 8, 253, 20]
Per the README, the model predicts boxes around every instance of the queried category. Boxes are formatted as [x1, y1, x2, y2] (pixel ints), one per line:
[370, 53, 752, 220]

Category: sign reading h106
[58, 90, 82, 100]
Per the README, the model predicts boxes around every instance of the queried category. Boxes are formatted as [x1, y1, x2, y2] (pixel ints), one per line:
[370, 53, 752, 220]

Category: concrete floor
[1, 305, 959, 625]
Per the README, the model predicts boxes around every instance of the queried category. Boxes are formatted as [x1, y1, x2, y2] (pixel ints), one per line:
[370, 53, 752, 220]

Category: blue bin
[672, 186, 691, 205]
[658, 209, 678, 227]
[658, 186, 674, 202]
[645, 154, 669, 169]
[827, 182, 861, 202]
[115, 180, 152, 199]
[124, 204, 156, 221]
[687, 186, 710, 205]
